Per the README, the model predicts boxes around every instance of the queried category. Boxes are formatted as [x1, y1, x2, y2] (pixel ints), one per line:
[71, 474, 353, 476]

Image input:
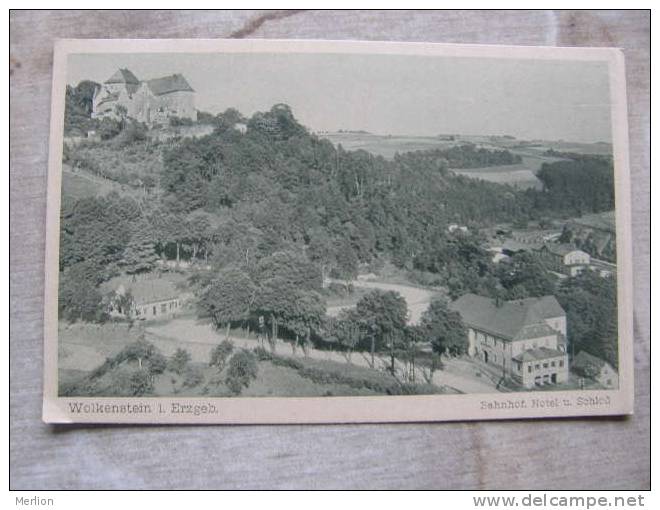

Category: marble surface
[9, 10, 649, 489]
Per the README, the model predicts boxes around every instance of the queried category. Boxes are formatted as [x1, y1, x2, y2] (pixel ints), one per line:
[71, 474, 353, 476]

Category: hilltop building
[92, 68, 197, 126]
[449, 294, 569, 388]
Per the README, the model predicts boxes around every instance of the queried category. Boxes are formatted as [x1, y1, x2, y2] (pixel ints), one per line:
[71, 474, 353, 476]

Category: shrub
[129, 368, 154, 396]
[209, 340, 234, 370]
[253, 346, 271, 361]
[225, 350, 258, 395]
[168, 348, 191, 375]
[183, 366, 204, 388]
[148, 352, 167, 375]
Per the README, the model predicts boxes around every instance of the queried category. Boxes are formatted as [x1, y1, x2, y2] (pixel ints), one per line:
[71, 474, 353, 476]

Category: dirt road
[146, 318, 499, 394]
[326, 278, 439, 324]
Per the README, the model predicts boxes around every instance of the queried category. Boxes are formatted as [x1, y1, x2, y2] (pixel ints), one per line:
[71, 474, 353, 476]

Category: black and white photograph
[42, 39, 633, 423]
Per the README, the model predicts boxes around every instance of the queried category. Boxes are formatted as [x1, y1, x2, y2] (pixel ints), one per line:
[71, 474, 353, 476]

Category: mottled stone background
[10, 10, 649, 489]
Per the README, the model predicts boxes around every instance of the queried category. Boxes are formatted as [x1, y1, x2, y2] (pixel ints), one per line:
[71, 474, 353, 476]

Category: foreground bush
[225, 350, 258, 395]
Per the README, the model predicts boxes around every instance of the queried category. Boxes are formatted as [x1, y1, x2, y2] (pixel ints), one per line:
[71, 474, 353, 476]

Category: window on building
[607, 379, 612, 386]
[535, 364, 540, 370]
[153, 306, 157, 315]
[543, 363, 548, 369]
[161, 303, 167, 313]
[528, 365, 532, 373]
[559, 360, 564, 368]
[551, 361, 556, 367]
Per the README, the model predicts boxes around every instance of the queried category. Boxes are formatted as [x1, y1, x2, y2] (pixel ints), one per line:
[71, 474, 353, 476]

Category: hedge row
[254, 347, 443, 396]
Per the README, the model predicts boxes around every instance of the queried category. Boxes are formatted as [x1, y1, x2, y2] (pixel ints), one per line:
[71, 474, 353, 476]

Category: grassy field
[59, 321, 143, 371]
[451, 163, 544, 190]
[320, 132, 459, 159]
[59, 347, 430, 397]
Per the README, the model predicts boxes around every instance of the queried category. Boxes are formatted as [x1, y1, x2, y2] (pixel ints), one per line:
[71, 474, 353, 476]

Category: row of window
[524, 359, 564, 373]
[134, 300, 179, 317]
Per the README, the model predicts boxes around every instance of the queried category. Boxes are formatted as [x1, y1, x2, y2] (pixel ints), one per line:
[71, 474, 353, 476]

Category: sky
[67, 52, 613, 143]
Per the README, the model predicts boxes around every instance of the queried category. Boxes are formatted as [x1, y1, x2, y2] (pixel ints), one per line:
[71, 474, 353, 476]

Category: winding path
[326, 278, 439, 324]
[146, 317, 499, 394]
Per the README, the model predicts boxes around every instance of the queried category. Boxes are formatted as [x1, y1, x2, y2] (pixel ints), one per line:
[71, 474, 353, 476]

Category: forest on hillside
[60, 86, 619, 368]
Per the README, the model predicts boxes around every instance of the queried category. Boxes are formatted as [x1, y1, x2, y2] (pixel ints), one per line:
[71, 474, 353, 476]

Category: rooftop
[512, 347, 566, 363]
[502, 239, 540, 253]
[570, 211, 616, 232]
[146, 74, 194, 96]
[449, 293, 565, 341]
[572, 350, 611, 371]
[105, 68, 140, 85]
[104, 276, 180, 305]
[541, 243, 587, 257]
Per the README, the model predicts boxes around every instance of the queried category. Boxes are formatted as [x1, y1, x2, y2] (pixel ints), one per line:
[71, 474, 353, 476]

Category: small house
[572, 351, 618, 389]
[105, 277, 183, 321]
[538, 243, 590, 276]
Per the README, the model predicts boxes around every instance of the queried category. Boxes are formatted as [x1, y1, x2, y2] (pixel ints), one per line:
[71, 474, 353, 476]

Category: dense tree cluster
[536, 155, 615, 215]
[64, 81, 99, 136]
[422, 143, 522, 169]
[59, 100, 617, 371]
[557, 271, 618, 368]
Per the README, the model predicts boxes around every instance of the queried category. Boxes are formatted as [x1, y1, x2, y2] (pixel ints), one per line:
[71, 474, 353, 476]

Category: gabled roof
[502, 239, 540, 253]
[572, 351, 610, 371]
[541, 243, 586, 257]
[104, 277, 180, 305]
[105, 68, 140, 84]
[570, 211, 616, 232]
[513, 323, 558, 341]
[512, 347, 566, 363]
[146, 74, 194, 96]
[449, 294, 565, 341]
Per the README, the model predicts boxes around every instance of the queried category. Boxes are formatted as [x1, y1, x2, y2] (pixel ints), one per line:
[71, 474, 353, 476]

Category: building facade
[572, 351, 619, 389]
[538, 243, 591, 276]
[105, 277, 182, 321]
[92, 68, 197, 126]
[449, 294, 569, 388]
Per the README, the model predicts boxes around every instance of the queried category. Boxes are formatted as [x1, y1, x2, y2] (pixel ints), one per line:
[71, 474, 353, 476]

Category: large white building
[449, 294, 570, 388]
[92, 68, 197, 126]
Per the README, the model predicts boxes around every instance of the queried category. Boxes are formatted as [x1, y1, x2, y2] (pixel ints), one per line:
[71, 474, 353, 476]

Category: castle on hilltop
[92, 68, 197, 126]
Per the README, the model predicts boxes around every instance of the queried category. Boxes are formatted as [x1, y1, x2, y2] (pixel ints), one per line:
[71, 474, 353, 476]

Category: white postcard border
[43, 38, 634, 424]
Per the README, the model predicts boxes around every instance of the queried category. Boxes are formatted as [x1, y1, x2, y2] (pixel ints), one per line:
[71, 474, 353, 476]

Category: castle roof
[105, 68, 140, 85]
[449, 293, 564, 341]
[146, 74, 194, 96]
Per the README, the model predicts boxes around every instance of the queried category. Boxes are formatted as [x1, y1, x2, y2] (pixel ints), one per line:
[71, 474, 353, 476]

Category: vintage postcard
[43, 39, 634, 424]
